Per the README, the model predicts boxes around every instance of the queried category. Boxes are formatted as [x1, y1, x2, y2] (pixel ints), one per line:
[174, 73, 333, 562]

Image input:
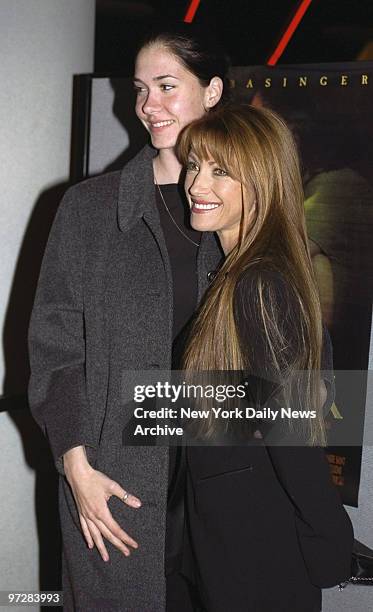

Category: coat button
[207, 270, 217, 283]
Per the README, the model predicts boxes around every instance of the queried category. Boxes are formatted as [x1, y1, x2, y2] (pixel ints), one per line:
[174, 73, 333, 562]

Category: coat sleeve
[28, 187, 96, 475]
[234, 270, 353, 587]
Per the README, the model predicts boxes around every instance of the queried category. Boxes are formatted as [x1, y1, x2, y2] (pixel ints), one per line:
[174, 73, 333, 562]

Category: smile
[150, 120, 175, 128]
[191, 200, 221, 212]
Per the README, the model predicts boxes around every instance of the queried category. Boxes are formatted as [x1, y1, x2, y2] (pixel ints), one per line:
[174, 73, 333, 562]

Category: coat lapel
[117, 144, 157, 232]
[117, 145, 174, 353]
[116, 144, 223, 344]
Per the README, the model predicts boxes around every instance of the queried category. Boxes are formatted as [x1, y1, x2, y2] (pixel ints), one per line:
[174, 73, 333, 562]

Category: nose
[188, 169, 211, 196]
[141, 89, 161, 115]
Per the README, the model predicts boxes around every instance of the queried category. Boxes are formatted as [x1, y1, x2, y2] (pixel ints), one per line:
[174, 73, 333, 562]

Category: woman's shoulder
[66, 170, 122, 205]
[63, 145, 155, 214]
[53, 172, 122, 245]
[234, 265, 303, 348]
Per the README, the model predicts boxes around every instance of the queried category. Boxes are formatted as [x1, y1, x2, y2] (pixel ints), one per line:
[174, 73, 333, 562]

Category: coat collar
[116, 144, 223, 286]
[117, 144, 158, 232]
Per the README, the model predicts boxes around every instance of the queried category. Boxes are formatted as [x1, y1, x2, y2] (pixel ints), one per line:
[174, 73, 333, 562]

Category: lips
[149, 119, 175, 130]
[191, 199, 221, 213]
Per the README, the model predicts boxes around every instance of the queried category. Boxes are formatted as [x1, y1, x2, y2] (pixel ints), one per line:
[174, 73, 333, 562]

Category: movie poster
[230, 62, 373, 505]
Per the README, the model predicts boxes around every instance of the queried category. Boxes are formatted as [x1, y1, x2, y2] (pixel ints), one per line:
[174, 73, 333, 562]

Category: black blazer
[185, 442, 353, 612]
[183, 270, 354, 612]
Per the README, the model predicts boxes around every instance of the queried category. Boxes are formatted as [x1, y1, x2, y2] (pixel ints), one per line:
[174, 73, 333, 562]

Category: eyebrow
[188, 154, 217, 166]
[133, 74, 180, 83]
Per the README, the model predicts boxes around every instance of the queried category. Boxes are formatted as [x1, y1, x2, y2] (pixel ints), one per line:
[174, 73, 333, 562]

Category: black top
[155, 183, 200, 576]
[155, 182, 200, 486]
[155, 183, 201, 341]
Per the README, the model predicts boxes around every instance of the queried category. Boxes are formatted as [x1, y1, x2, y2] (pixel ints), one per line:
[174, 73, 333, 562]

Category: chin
[150, 133, 178, 150]
[191, 219, 217, 233]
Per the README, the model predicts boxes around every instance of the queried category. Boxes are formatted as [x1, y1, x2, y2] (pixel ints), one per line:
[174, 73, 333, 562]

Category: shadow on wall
[2, 76, 148, 400]
[3, 182, 67, 397]
[8, 409, 62, 597]
[1, 74, 149, 597]
[105, 77, 148, 172]
[2, 180, 68, 598]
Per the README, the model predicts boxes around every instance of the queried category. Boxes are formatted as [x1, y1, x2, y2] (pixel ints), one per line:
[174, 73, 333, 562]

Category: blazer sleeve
[234, 270, 353, 586]
[265, 444, 354, 587]
[28, 187, 95, 475]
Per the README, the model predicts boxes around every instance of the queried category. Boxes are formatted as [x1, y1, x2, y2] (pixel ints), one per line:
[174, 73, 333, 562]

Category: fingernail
[133, 500, 142, 508]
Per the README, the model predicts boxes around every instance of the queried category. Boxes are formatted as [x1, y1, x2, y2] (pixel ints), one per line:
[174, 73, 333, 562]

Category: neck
[153, 149, 182, 184]
[217, 229, 239, 256]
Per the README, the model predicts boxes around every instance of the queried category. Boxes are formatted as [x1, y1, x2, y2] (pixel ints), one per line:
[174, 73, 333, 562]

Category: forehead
[189, 150, 216, 163]
[134, 45, 188, 80]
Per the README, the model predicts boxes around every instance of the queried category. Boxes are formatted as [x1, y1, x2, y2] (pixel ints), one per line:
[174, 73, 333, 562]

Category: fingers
[86, 518, 110, 562]
[121, 490, 142, 509]
[83, 510, 138, 561]
[78, 496, 139, 561]
[95, 519, 132, 557]
[71, 470, 142, 562]
[80, 515, 94, 549]
[101, 510, 139, 550]
[109, 481, 142, 509]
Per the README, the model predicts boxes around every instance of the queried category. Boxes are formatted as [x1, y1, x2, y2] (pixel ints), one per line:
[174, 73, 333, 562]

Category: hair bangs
[178, 117, 242, 181]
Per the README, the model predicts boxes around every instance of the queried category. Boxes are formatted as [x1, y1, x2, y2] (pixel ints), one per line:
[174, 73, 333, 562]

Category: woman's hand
[63, 446, 141, 562]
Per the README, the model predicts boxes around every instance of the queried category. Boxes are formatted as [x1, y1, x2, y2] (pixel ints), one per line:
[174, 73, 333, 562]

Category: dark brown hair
[137, 23, 231, 105]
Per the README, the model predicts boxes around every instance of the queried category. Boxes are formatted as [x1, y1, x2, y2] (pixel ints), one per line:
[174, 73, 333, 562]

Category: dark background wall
[95, 0, 373, 73]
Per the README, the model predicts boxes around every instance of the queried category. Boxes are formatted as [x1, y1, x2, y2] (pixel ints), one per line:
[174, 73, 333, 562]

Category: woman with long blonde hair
[176, 105, 353, 612]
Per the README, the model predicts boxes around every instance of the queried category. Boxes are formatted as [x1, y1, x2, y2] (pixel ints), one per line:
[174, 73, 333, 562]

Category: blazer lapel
[197, 232, 224, 303]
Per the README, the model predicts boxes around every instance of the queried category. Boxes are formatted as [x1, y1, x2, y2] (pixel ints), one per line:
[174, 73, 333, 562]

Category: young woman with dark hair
[28, 25, 230, 611]
[177, 104, 354, 612]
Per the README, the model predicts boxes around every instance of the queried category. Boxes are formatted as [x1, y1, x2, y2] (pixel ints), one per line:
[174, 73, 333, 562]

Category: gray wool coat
[28, 145, 222, 611]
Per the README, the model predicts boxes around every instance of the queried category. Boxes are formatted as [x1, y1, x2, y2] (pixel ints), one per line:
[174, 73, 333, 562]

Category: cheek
[221, 184, 240, 202]
[177, 90, 205, 123]
[221, 185, 243, 218]
[187, 98, 205, 122]
[184, 176, 193, 194]
[135, 99, 144, 120]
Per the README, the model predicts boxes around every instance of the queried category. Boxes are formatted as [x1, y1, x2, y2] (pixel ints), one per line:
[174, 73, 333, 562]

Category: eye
[186, 160, 199, 172]
[133, 85, 147, 95]
[213, 167, 228, 177]
[160, 84, 175, 92]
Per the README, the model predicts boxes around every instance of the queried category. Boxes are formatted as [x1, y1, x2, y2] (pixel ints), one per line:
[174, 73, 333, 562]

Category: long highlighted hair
[177, 104, 326, 446]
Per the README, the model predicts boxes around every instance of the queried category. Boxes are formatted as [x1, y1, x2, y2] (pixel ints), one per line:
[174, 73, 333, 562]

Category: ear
[204, 76, 224, 110]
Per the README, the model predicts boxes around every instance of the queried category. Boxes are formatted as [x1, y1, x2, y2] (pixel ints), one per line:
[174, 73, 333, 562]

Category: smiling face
[134, 45, 216, 151]
[184, 152, 256, 254]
